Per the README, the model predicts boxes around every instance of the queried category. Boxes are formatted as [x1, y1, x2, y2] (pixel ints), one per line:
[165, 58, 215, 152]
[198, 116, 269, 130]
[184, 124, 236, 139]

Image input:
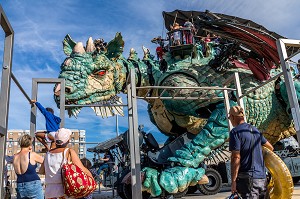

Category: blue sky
[1, 0, 300, 159]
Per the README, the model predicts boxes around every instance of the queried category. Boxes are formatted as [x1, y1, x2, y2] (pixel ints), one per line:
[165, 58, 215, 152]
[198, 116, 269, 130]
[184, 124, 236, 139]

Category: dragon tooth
[100, 107, 106, 118]
[104, 106, 114, 117]
[114, 106, 124, 116]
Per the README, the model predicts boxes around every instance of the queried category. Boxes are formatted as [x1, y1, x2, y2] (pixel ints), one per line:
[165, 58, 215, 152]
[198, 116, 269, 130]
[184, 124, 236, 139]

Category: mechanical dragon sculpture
[54, 10, 298, 198]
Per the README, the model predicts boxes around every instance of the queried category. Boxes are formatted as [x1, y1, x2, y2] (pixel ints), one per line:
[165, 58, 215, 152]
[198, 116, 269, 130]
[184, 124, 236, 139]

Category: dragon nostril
[65, 87, 71, 93]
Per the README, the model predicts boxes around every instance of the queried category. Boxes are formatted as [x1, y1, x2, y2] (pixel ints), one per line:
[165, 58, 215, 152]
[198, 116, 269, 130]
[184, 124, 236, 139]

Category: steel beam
[277, 39, 300, 142]
[127, 69, 142, 199]
[0, 5, 14, 198]
[30, 78, 65, 149]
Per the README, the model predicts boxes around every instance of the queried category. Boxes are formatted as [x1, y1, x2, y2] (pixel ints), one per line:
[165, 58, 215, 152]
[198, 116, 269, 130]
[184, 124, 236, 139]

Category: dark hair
[55, 140, 69, 148]
[46, 107, 54, 114]
[81, 158, 92, 169]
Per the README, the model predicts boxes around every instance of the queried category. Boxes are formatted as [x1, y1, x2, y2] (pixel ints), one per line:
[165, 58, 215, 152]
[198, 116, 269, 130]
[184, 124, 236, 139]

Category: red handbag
[61, 149, 96, 198]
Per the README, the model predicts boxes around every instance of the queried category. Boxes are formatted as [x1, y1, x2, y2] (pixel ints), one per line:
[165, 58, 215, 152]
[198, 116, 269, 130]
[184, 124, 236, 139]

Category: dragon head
[54, 33, 126, 117]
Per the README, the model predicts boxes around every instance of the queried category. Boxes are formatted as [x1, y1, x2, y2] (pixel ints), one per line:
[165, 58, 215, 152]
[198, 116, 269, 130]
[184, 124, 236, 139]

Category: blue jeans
[97, 164, 109, 175]
[16, 180, 44, 199]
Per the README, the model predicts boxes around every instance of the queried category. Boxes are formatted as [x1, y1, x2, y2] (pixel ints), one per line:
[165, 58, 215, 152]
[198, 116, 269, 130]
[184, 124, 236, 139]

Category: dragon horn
[73, 42, 86, 54]
[142, 46, 150, 59]
[142, 46, 149, 54]
[128, 48, 136, 59]
[86, 37, 95, 52]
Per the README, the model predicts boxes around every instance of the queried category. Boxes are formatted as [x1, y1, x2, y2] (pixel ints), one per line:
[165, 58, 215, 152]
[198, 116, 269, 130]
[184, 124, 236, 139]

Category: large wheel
[117, 182, 127, 199]
[198, 168, 222, 195]
[123, 183, 151, 199]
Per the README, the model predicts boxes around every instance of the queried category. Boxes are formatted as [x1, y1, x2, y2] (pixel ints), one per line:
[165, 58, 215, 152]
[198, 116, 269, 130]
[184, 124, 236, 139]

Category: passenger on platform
[228, 106, 274, 199]
[170, 23, 182, 46]
[183, 20, 195, 44]
[31, 100, 61, 151]
[97, 151, 114, 187]
[203, 33, 212, 57]
[42, 128, 92, 199]
[156, 46, 164, 61]
[13, 134, 44, 199]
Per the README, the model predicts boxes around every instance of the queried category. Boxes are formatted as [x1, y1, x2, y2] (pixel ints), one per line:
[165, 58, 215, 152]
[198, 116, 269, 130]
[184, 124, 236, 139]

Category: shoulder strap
[60, 148, 71, 167]
[28, 152, 30, 160]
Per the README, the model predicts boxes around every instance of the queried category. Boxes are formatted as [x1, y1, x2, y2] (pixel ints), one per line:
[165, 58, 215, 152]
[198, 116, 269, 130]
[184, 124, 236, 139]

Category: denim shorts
[16, 180, 44, 199]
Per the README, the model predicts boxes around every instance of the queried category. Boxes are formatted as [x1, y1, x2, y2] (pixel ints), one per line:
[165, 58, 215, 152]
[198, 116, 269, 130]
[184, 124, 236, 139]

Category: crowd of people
[6, 101, 111, 199]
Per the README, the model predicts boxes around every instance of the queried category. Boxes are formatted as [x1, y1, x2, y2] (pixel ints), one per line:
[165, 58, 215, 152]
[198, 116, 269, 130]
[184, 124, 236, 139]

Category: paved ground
[9, 182, 300, 198]
[92, 182, 300, 199]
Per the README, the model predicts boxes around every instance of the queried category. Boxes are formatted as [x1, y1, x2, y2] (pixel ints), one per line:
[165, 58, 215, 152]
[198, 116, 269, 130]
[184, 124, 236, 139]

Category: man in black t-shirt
[228, 105, 273, 199]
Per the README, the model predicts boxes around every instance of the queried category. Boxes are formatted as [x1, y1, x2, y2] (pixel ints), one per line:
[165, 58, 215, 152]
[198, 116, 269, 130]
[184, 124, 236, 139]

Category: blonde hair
[19, 134, 33, 148]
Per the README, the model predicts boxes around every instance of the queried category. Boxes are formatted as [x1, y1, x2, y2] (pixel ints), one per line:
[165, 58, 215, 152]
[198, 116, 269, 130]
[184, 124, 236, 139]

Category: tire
[187, 185, 198, 194]
[293, 176, 300, 184]
[117, 182, 127, 199]
[123, 183, 151, 199]
[116, 169, 129, 199]
[198, 168, 222, 195]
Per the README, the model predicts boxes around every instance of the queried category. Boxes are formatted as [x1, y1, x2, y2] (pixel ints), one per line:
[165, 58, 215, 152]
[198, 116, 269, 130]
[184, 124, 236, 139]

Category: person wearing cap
[42, 128, 92, 199]
[228, 105, 273, 199]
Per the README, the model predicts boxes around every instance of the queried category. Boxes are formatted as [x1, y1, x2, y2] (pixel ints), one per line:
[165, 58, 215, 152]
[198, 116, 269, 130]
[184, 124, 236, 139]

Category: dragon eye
[95, 70, 106, 76]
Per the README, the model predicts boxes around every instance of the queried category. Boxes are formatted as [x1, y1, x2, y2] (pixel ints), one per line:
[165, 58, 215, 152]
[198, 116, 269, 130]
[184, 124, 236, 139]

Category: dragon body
[54, 11, 298, 198]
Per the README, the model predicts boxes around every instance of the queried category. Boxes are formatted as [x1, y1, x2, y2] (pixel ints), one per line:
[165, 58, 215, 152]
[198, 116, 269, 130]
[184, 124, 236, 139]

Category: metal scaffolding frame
[277, 39, 300, 142]
[30, 78, 66, 140]
[0, 5, 14, 198]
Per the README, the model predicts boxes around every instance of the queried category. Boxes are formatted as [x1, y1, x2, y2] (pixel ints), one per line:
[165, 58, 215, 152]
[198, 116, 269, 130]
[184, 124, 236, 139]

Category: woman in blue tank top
[13, 134, 44, 199]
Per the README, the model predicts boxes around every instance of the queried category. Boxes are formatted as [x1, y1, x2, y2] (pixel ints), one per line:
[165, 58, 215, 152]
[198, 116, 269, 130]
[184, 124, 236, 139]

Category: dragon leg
[167, 102, 229, 167]
[263, 146, 293, 199]
[142, 103, 228, 196]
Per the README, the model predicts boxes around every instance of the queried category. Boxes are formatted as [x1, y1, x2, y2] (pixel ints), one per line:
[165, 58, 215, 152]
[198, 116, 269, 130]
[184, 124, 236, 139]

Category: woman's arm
[38, 161, 45, 175]
[32, 152, 44, 164]
[69, 149, 93, 177]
